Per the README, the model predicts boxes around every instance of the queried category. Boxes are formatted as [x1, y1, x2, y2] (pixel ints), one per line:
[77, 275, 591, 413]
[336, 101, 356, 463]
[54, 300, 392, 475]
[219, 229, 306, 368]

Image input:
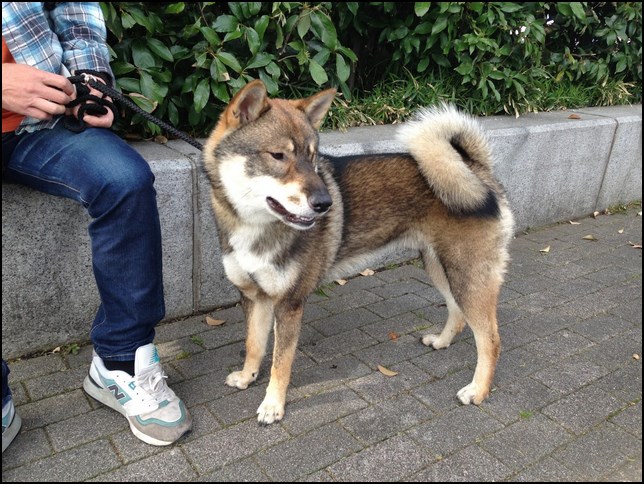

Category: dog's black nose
[309, 191, 333, 213]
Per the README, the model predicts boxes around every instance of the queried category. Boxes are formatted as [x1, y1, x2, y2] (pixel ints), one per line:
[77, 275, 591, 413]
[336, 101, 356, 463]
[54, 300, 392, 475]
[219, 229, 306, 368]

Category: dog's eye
[269, 152, 285, 161]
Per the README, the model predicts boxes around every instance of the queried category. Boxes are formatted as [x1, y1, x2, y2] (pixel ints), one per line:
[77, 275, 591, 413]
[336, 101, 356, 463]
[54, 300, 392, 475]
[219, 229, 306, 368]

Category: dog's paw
[225, 370, 255, 390]
[456, 383, 487, 405]
[421, 333, 451, 350]
[256, 395, 285, 425]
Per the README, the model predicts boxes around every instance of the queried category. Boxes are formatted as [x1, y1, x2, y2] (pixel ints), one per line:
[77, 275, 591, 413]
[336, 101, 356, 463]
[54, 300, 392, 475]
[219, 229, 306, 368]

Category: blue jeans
[2, 123, 165, 370]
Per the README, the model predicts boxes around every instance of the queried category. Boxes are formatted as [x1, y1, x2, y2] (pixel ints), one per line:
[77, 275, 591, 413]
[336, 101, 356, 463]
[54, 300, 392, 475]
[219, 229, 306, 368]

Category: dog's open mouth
[266, 197, 315, 228]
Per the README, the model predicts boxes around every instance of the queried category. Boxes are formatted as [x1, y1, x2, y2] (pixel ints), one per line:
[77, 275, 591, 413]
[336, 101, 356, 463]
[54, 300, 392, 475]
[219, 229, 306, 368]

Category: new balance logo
[108, 384, 126, 401]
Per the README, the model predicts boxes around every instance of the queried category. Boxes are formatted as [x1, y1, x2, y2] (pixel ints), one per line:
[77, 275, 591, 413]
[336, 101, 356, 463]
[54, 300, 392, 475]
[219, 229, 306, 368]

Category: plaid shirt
[2, 2, 114, 133]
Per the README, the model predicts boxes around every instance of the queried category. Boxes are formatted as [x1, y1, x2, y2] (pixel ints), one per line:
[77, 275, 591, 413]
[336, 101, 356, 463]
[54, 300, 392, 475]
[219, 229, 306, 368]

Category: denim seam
[6, 167, 91, 206]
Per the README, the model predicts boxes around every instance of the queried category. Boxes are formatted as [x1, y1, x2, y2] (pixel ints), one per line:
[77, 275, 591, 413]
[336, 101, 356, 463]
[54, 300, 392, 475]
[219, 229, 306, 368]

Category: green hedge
[100, 2, 642, 138]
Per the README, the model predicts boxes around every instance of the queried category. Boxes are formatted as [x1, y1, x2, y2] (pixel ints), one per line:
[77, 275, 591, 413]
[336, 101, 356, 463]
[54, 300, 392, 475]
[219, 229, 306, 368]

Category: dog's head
[206, 80, 336, 230]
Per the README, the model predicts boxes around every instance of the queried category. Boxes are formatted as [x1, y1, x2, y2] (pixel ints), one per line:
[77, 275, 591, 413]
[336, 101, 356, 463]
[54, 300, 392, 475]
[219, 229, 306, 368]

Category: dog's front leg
[257, 301, 303, 424]
[226, 292, 274, 390]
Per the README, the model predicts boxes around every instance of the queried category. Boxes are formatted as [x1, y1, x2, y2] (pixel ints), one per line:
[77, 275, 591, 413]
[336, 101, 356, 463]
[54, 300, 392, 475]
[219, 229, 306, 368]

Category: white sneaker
[83, 344, 192, 446]
[2, 397, 22, 453]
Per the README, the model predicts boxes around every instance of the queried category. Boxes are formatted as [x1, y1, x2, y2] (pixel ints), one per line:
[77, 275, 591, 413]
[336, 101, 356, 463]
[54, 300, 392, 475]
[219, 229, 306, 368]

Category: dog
[202, 80, 514, 424]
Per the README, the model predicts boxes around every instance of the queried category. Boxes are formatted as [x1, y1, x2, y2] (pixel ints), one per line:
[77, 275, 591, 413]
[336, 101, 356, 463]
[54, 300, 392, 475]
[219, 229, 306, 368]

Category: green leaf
[194, 78, 210, 113]
[216, 52, 242, 73]
[417, 57, 430, 72]
[310, 11, 338, 51]
[246, 52, 274, 69]
[248, 2, 262, 16]
[140, 71, 164, 103]
[414, 2, 431, 17]
[164, 3, 185, 14]
[347, 2, 359, 15]
[129, 93, 157, 113]
[414, 22, 433, 35]
[121, 12, 135, 30]
[297, 12, 311, 38]
[211, 79, 230, 102]
[309, 59, 329, 85]
[265, 61, 280, 77]
[111, 61, 136, 76]
[128, 7, 154, 33]
[258, 70, 279, 95]
[245, 27, 261, 55]
[431, 16, 448, 36]
[254, 15, 270, 40]
[570, 3, 586, 21]
[168, 100, 179, 127]
[116, 77, 140, 93]
[336, 54, 350, 82]
[336, 46, 358, 62]
[132, 41, 156, 69]
[147, 38, 173, 62]
[200, 26, 221, 47]
[213, 15, 239, 33]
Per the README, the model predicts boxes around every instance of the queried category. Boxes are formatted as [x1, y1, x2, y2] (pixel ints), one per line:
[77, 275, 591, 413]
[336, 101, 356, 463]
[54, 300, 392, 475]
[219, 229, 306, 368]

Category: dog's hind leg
[226, 292, 274, 390]
[420, 249, 466, 349]
[455, 285, 501, 405]
[257, 301, 304, 424]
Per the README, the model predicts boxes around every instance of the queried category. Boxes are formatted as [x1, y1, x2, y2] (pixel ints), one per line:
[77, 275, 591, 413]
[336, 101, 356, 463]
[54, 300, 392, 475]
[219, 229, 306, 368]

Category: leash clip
[80, 72, 100, 86]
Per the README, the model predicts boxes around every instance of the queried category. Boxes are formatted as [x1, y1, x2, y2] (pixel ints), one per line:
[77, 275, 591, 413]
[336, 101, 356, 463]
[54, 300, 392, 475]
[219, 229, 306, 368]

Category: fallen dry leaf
[154, 135, 168, 144]
[633, 354, 640, 360]
[569, 221, 581, 225]
[593, 211, 600, 218]
[540, 245, 551, 253]
[360, 268, 375, 276]
[638, 211, 642, 217]
[568, 113, 581, 119]
[388, 331, 399, 341]
[618, 228, 624, 234]
[206, 316, 226, 326]
[52, 346, 61, 353]
[335, 279, 348, 286]
[628, 241, 642, 249]
[582, 234, 598, 241]
[377, 365, 398, 377]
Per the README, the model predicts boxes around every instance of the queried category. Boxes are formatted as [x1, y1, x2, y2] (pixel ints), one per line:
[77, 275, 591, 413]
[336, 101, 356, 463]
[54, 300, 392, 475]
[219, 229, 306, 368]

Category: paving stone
[406, 405, 504, 457]
[339, 394, 433, 446]
[542, 385, 626, 435]
[553, 423, 642, 480]
[327, 434, 434, 482]
[256, 424, 362, 481]
[0, 440, 120, 482]
[88, 448, 197, 482]
[279, 386, 369, 436]
[409, 445, 512, 482]
[480, 414, 572, 471]
[182, 420, 290, 474]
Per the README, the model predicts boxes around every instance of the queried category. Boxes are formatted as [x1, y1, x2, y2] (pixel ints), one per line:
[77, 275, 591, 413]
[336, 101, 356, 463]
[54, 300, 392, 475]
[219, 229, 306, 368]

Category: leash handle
[67, 74, 204, 151]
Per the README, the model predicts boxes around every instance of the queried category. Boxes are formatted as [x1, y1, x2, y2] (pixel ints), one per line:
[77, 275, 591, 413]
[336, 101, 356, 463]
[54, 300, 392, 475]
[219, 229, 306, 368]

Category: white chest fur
[222, 225, 298, 298]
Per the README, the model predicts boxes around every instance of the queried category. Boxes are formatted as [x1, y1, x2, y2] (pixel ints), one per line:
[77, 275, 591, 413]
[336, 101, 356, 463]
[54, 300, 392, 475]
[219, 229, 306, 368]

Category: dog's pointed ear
[296, 88, 336, 129]
[229, 80, 269, 126]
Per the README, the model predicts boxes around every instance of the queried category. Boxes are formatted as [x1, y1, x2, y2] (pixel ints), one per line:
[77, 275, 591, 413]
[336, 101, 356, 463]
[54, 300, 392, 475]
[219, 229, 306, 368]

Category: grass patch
[324, 71, 639, 131]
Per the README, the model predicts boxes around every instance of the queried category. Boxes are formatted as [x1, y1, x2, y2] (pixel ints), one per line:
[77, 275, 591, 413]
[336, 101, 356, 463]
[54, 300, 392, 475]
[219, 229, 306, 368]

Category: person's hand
[2, 63, 75, 120]
[67, 78, 115, 128]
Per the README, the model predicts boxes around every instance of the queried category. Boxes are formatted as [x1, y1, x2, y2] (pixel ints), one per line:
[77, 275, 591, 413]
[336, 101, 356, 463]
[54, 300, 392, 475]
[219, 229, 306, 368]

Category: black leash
[65, 72, 204, 151]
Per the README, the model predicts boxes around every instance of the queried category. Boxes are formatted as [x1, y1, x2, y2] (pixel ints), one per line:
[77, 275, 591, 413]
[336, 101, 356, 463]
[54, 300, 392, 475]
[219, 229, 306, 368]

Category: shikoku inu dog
[202, 80, 514, 424]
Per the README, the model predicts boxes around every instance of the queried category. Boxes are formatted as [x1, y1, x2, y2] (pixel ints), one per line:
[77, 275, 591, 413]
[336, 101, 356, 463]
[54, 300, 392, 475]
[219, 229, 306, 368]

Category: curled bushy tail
[397, 104, 498, 216]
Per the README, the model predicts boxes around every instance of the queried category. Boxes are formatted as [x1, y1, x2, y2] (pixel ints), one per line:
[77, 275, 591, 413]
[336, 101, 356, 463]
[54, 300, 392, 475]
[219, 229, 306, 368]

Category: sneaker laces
[136, 364, 175, 403]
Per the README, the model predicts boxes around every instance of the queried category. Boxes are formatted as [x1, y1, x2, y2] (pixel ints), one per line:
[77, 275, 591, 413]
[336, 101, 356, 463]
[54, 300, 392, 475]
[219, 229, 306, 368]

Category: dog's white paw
[256, 395, 285, 425]
[457, 382, 486, 405]
[422, 333, 450, 349]
[225, 370, 255, 390]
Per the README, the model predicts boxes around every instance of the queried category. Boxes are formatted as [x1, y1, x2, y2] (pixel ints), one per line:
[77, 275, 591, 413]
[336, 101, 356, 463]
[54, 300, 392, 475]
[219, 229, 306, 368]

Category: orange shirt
[2, 36, 26, 133]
